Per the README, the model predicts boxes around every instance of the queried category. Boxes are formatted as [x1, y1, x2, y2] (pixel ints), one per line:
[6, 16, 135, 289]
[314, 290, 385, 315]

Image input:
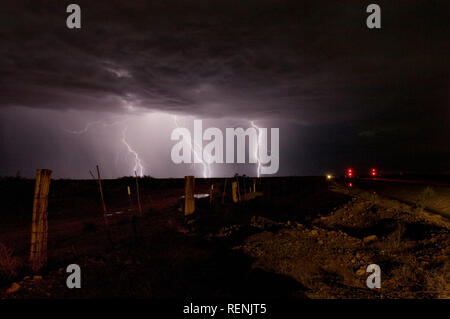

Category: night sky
[0, 0, 448, 178]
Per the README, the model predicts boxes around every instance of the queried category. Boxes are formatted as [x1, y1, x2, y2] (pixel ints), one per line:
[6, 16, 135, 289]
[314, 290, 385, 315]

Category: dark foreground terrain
[0, 176, 448, 298]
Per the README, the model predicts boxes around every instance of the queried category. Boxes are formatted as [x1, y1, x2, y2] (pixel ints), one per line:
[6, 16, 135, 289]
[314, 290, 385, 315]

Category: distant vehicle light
[346, 168, 354, 178]
[326, 174, 333, 180]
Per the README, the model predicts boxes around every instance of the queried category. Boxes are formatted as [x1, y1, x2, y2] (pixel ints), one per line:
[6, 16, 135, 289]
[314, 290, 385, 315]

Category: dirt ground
[237, 184, 450, 298]
[0, 177, 448, 299]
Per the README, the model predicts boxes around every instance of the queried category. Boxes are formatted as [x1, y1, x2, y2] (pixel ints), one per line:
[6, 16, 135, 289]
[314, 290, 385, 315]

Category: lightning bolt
[65, 119, 145, 177]
[250, 120, 262, 178]
[64, 120, 103, 134]
[173, 115, 211, 178]
[121, 126, 144, 177]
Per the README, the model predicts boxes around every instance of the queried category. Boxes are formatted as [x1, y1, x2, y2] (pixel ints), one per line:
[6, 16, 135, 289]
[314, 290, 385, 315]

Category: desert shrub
[0, 242, 20, 281]
[389, 256, 421, 294]
[416, 186, 435, 209]
[383, 223, 405, 252]
[424, 270, 448, 298]
[376, 223, 406, 254]
[424, 262, 450, 298]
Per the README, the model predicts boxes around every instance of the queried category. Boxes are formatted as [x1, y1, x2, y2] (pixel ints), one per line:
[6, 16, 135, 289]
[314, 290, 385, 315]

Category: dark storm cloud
[0, 0, 449, 176]
[1, 0, 447, 124]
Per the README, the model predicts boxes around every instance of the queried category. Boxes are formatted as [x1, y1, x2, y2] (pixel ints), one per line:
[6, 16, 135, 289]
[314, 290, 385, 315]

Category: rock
[251, 216, 279, 230]
[23, 276, 31, 280]
[6, 282, 21, 294]
[356, 267, 366, 276]
[33, 275, 43, 281]
[310, 230, 319, 236]
[363, 235, 378, 244]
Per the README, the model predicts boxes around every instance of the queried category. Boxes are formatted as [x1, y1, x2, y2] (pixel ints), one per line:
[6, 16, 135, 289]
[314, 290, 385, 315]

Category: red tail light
[347, 168, 353, 178]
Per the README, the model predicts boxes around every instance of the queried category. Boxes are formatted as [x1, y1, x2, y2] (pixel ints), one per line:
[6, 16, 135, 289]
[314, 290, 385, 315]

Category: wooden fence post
[243, 177, 247, 200]
[232, 181, 239, 203]
[236, 176, 241, 202]
[95, 165, 113, 247]
[30, 169, 52, 272]
[127, 185, 138, 242]
[184, 176, 195, 216]
[209, 184, 214, 206]
[135, 171, 143, 216]
[96, 165, 108, 223]
[127, 186, 132, 210]
[222, 178, 228, 204]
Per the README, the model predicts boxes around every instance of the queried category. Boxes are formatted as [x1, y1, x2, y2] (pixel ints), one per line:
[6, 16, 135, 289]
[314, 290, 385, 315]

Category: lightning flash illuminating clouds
[64, 119, 145, 177]
[0, 1, 448, 177]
